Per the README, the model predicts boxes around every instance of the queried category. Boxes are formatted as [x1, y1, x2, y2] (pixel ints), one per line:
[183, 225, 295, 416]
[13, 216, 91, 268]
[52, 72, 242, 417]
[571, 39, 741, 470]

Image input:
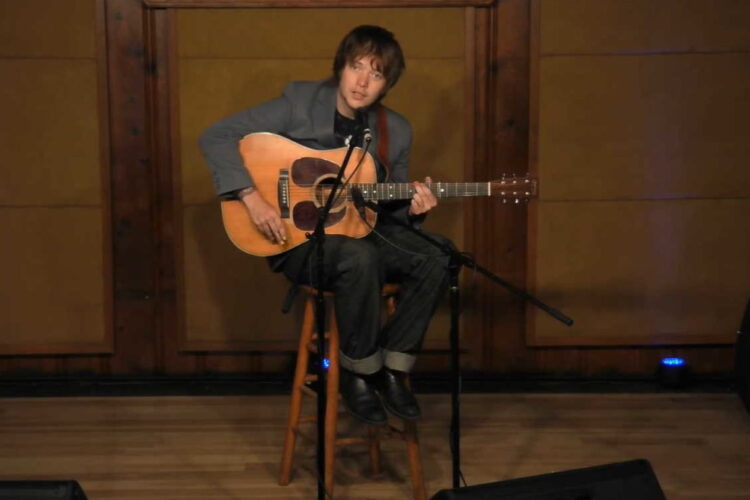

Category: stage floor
[1, 393, 748, 499]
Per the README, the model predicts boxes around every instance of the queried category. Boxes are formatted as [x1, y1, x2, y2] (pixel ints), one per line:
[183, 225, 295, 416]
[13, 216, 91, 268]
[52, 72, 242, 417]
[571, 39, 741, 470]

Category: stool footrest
[294, 427, 372, 449]
[335, 437, 370, 447]
[300, 385, 317, 398]
[298, 411, 348, 424]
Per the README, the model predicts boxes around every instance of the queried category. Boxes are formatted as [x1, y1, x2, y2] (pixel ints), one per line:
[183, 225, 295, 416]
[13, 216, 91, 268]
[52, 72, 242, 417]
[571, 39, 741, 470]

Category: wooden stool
[279, 284, 427, 499]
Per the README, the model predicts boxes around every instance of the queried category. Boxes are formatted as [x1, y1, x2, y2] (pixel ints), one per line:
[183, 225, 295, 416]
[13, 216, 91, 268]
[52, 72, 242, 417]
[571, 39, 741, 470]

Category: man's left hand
[408, 176, 437, 216]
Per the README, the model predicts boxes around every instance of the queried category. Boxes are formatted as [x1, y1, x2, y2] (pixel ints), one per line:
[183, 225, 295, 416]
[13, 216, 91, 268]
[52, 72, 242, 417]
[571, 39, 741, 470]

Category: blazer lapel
[312, 80, 338, 149]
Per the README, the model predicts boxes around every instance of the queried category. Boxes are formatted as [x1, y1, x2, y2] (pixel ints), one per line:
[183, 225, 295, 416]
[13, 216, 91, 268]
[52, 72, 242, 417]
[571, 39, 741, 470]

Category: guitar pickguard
[292, 201, 346, 231]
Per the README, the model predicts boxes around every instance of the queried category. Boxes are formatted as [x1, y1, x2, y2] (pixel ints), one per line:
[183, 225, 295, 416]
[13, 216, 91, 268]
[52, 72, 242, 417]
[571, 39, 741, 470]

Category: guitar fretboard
[351, 182, 491, 201]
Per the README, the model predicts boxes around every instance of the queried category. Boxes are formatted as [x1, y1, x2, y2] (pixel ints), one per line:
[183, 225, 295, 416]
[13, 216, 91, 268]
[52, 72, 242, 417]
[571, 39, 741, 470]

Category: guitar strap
[376, 104, 390, 181]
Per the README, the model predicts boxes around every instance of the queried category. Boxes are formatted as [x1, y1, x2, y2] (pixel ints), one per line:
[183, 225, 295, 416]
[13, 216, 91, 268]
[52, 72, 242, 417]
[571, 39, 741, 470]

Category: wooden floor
[0, 392, 748, 499]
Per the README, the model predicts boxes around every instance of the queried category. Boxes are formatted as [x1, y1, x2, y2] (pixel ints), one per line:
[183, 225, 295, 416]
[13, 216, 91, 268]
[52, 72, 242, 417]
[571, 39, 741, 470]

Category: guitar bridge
[278, 169, 290, 218]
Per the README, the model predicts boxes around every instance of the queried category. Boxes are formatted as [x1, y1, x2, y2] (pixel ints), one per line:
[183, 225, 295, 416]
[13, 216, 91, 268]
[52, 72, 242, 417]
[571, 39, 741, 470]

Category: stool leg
[279, 297, 315, 486]
[404, 421, 427, 500]
[368, 426, 382, 475]
[324, 315, 340, 498]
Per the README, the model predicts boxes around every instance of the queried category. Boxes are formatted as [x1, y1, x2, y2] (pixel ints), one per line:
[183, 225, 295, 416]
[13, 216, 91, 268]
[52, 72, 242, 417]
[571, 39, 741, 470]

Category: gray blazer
[199, 79, 413, 197]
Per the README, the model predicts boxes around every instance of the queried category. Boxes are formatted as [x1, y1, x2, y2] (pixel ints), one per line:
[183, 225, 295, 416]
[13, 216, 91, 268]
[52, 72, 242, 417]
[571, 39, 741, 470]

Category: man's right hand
[241, 189, 287, 244]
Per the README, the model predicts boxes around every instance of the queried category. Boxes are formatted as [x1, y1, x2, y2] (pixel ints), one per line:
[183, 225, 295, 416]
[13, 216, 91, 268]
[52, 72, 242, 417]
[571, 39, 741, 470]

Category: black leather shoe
[375, 368, 421, 420]
[339, 369, 387, 425]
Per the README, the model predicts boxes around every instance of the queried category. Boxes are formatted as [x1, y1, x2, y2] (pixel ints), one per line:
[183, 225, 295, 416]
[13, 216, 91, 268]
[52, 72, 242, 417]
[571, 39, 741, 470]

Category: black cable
[363, 215, 436, 259]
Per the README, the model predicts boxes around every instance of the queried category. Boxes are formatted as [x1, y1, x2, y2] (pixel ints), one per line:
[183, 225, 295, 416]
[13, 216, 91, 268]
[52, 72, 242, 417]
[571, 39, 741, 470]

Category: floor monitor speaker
[0, 481, 88, 500]
[429, 459, 666, 500]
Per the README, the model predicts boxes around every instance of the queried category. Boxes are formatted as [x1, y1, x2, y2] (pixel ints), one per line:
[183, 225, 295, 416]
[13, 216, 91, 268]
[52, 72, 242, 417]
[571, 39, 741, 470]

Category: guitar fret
[352, 182, 496, 200]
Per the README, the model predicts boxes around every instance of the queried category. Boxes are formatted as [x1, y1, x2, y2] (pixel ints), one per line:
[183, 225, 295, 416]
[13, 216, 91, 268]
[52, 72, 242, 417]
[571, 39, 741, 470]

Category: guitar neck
[353, 182, 490, 201]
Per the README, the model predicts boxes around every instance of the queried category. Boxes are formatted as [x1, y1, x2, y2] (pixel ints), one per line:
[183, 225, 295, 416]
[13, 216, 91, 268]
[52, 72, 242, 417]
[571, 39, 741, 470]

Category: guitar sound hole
[313, 175, 347, 213]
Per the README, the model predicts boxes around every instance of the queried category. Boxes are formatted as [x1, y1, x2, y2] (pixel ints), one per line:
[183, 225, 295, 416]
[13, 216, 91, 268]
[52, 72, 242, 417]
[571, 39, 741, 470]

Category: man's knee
[335, 238, 381, 280]
[403, 233, 452, 282]
[418, 233, 455, 265]
[429, 233, 456, 254]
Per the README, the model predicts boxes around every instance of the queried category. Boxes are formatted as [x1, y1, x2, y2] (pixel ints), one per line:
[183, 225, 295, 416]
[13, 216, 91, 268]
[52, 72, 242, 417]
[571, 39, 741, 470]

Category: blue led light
[322, 358, 330, 369]
[661, 357, 685, 366]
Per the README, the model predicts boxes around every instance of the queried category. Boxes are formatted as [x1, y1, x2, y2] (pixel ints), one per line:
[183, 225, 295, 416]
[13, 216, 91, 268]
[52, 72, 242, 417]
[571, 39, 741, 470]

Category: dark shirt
[333, 110, 359, 148]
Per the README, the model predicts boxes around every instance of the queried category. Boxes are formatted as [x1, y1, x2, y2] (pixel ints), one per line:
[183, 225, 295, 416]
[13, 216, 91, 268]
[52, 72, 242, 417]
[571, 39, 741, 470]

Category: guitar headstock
[490, 174, 538, 203]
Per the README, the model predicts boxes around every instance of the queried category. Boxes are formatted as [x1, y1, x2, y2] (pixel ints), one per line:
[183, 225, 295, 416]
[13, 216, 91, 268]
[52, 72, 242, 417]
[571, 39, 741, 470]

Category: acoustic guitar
[221, 133, 537, 256]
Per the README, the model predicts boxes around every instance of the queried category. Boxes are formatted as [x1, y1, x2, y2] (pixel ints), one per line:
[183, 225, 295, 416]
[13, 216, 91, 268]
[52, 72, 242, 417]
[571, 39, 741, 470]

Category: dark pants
[278, 224, 452, 374]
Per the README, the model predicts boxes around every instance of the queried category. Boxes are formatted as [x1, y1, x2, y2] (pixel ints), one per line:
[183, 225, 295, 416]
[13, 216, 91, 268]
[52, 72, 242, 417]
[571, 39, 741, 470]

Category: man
[199, 25, 451, 425]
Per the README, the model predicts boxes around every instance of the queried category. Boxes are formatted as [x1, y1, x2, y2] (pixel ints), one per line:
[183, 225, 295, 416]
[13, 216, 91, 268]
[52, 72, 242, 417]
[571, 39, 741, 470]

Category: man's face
[336, 54, 387, 118]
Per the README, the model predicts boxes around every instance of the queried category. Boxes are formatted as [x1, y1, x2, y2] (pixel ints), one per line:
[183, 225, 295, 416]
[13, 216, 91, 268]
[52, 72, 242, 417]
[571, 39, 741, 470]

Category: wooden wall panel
[177, 8, 464, 59]
[538, 54, 750, 201]
[0, 209, 108, 354]
[176, 7, 465, 351]
[528, 0, 750, 347]
[0, 60, 102, 205]
[0, 0, 110, 356]
[540, 0, 750, 54]
[530, 200, 749, 345]
[0, 0, 96, 57]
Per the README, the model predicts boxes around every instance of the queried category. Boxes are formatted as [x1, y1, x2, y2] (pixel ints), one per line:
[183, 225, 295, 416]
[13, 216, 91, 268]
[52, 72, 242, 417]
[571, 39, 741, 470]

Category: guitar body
[221, 133, 378, 256]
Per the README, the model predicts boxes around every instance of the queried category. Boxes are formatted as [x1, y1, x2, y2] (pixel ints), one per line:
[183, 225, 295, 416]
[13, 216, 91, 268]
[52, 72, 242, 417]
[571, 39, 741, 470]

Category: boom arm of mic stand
[462, 258, 573, 326]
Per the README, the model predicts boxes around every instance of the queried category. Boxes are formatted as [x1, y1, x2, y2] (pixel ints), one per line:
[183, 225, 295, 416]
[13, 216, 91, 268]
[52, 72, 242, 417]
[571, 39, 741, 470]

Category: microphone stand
[307, 124, 371, 500]
[353, 194, 573, 491]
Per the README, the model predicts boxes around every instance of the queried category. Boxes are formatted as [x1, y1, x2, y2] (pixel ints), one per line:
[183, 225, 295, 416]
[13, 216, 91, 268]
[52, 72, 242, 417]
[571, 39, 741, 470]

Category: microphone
[350, 186, 367, 220]
[356, 110, 372, 143]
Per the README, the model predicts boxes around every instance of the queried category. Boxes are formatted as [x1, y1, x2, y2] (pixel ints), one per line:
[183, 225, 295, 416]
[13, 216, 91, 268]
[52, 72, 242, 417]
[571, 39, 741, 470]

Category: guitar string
[284, 184, 492, 199]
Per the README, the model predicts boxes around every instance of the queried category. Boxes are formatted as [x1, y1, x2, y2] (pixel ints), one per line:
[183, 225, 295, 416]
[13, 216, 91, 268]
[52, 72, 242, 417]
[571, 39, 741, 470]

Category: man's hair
[332, 25, 406, 92]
